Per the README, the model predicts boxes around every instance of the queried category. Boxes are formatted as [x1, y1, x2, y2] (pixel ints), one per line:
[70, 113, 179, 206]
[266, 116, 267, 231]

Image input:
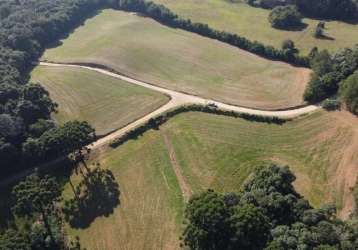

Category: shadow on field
[316, 34, 335, 41]
[63, 164, 120, 229]
[276, 22, 308, 31]
[45, 9, 101, 50]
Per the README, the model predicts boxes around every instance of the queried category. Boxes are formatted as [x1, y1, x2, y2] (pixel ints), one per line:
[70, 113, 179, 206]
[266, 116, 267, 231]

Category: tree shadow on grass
[44, 9, 101, 50]
[315, 34, 335, 41]
[62, 165, 120, 229]
[274, 22, 308, 31]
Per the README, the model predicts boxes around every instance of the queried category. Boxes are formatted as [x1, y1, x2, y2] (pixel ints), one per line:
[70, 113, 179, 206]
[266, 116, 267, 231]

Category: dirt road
[39, 62, 319, 149]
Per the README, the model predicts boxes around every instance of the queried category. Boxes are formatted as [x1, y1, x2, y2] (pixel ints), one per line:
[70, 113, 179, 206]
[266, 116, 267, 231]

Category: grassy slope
[153, 0, 358, 55]
[31, 66, 169, 136]
[42, 9, 309, 110]
[65, 111, 358, 249]
[66, 130, 184, 250]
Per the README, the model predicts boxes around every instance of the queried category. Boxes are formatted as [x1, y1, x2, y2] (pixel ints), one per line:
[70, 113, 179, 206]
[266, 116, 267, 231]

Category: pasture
[153, 0, 358, 55]
[65, 110, 358, 249]
[31, 65, 169, 136]
[42, 9, 310, 110]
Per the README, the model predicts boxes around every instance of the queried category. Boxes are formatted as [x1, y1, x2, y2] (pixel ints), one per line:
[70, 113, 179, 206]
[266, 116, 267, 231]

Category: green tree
[182, 165, 358, 249]
[0, 229, 30, 250]
[241, 165, 311, 226]
[269, 5, 302, 30]
[339, 73, 358, 115]
[23, 121, 96, 160]
[230, 204, 271, 249]
[282, 39, 295, 51]
[182, 190, 233, 250]
[311, 50, 333, 76]
[12, 171, 62, 247]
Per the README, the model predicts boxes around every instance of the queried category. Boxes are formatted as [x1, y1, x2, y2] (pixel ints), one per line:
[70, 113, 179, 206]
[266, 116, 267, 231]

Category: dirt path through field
[330, 112, 358, 219]
[162, 131, 193, 201]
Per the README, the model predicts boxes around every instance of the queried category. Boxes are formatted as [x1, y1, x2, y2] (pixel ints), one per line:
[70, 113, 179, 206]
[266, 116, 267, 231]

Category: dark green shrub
[269, 5, 302, 29]
[321, 99, 341, 111]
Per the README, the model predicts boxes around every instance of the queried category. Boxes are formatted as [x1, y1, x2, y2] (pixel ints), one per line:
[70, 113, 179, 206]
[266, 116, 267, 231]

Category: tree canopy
[304, 46, 358, 108]
[0, 0, 109, 178]
[182, 165, 358, 249]
[339, 73, 358, 115]
[268, 5, 303, 30]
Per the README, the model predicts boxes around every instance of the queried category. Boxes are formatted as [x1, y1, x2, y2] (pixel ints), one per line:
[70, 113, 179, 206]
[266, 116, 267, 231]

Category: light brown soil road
[39, 62, 319, 150]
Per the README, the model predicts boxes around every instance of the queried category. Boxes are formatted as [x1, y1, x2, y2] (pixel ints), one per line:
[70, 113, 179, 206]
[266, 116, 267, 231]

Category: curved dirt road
[39, 62, 319, 149]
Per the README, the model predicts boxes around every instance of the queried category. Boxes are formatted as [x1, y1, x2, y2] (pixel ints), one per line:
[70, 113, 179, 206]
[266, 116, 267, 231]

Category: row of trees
[304, 46, 358, 115]
[0, 0, 120, 177]
[116, 0, 309, 67]
[182, 165, 358, 249]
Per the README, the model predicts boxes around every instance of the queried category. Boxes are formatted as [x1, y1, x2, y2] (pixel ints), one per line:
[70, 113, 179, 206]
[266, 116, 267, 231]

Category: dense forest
[0, 0, 117, 177]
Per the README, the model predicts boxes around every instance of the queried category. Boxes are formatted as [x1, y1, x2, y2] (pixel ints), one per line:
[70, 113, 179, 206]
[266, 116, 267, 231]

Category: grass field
[153, 0, 358, 55]
[31, 65, 169, 136]
[64, 110, 358, 249]
[42, 9, 310, 110]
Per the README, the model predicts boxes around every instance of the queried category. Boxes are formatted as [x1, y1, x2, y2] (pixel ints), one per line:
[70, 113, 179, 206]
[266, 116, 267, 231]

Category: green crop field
[42, 9, 310, 110]
[31, 66, 169, 136]
[64, 110, 358, 249]
[153, 0, 358, 55]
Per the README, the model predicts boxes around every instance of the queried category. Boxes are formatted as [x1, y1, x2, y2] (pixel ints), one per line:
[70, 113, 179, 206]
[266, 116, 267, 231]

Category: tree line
[182, 165, 358, 249]
[116, 0, 309, 67]
[109, 104, 288, 148]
